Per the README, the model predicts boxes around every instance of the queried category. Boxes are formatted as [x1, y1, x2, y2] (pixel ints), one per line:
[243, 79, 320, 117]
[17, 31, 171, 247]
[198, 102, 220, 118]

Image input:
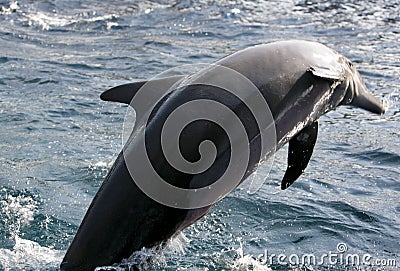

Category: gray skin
[61, 40, 385, 270]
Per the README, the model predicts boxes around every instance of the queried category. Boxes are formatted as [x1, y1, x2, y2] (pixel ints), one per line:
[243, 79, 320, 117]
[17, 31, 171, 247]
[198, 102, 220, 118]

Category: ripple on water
[345, 148, 400, 166]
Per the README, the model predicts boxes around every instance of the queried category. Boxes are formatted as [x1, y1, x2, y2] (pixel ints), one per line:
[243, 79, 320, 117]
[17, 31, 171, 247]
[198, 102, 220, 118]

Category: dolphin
[60, 40, 385, 270]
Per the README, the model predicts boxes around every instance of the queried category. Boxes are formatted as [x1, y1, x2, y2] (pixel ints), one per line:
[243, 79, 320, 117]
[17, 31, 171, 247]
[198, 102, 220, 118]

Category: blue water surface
[0, 0, 399, 270]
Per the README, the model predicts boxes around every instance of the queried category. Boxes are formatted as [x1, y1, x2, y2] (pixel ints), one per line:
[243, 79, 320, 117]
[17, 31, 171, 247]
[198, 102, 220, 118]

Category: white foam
[95, 232, 189, 270]
[93, 160, 113, 168]
[24, 10, 118, 31]
[166, 232, 189, 255]
[0, 193, 36, 233]
[231, 241, 273, 271]
[0, 1, 20, 15]
[382, 89, 399, 112]
[0, 236, 63, 270]
[232, 255, 273, 271]
[0, 193, 63, 270]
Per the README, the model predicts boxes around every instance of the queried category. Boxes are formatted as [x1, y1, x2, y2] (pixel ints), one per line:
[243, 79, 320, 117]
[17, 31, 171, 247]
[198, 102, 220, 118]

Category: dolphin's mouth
[351, 88, 386, 114]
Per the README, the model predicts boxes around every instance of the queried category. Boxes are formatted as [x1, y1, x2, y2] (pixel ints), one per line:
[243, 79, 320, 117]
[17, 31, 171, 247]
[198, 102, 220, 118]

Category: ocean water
[0, 0, 399, 270]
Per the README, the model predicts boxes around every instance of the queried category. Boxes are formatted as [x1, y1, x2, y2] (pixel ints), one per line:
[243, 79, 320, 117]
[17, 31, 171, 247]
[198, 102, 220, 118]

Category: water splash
[95, 233, 189, 270]
[0, 1, 20, 15]
[0, 236, 63, 270]
[382, 89, 399, 113]
[0, 192, 36, 235]
[0, 191, 63, 270]
[231, 239, 273, 271]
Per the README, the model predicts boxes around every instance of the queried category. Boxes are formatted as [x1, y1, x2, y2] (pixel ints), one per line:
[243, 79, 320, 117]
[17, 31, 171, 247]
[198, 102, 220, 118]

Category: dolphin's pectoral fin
[281, 121, 319, 190]
[100, 75, 186, 105]
[308, 65, 344, 81]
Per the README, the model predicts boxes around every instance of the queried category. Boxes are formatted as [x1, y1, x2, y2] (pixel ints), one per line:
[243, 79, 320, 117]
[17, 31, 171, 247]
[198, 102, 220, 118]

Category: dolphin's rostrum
[61, 40, 385, 270]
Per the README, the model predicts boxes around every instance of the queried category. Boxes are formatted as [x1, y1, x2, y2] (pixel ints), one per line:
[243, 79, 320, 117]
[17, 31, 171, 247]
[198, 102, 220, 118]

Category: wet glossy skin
[61, 40, 384, 270]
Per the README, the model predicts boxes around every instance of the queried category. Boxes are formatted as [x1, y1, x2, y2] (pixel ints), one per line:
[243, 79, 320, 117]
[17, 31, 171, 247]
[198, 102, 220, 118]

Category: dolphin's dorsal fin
[308, 65, 344, 81]
[281, 121, 319, 190]
[100, 75, 186, 105]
